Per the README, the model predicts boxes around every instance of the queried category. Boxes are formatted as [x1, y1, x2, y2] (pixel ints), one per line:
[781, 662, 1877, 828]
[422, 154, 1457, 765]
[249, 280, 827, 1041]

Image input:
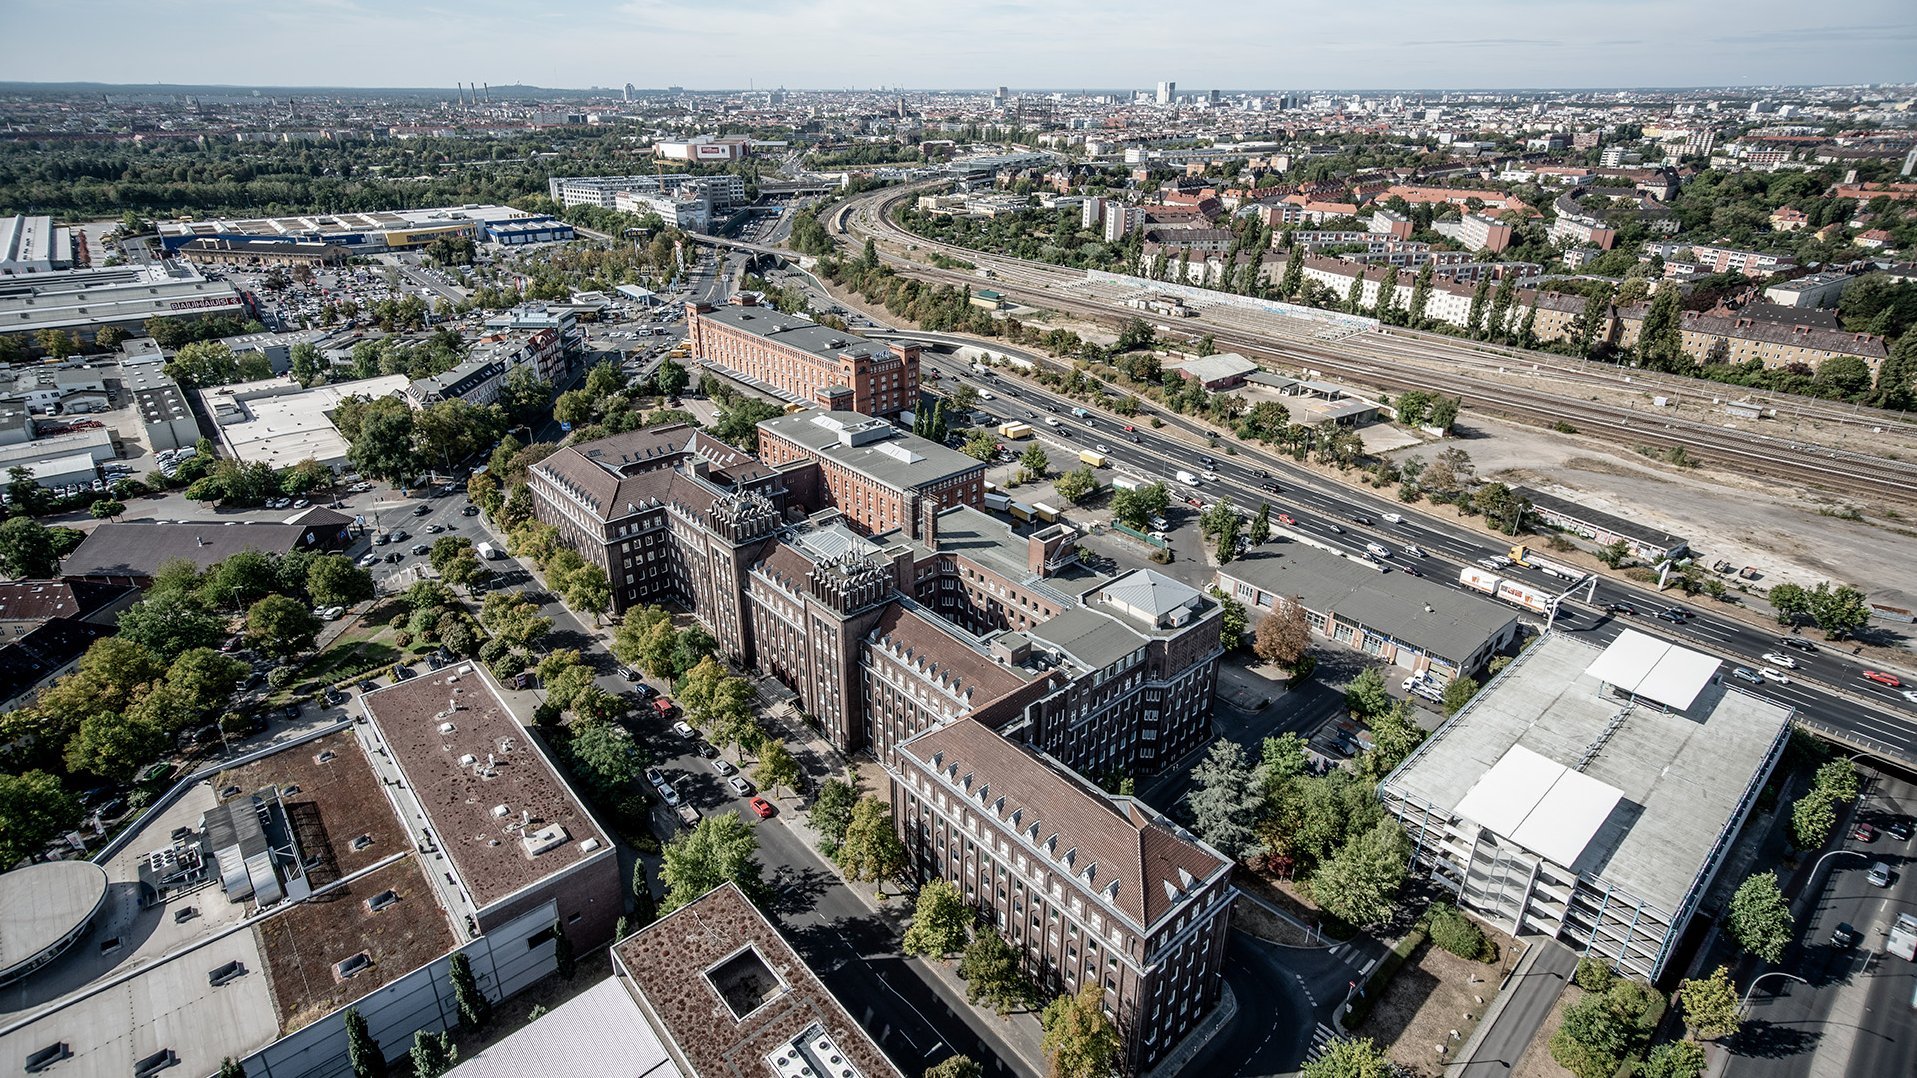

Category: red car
[1864, 670, 1902, 688]
[1122, 424, 1136, 432]
[749, 796, 776, 819]
[1852, 822, 1878, 842]
[1277, 513, 1296, 526]
[1186, 497, 1204, 508]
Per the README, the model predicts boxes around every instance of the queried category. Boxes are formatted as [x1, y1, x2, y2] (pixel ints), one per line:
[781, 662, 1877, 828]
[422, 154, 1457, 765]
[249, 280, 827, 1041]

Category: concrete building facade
[755, 410, 984, 538]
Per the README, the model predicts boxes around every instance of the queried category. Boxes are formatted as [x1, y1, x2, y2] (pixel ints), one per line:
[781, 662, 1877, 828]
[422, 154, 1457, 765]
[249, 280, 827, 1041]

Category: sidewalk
[1443, 935, 1577, 1078]
[776, 769, 1053, 1076]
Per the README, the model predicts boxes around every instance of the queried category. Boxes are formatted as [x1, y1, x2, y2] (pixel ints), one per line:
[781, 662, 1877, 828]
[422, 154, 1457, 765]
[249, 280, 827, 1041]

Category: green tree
[1549, 991, 1637, 1078]
[1812, 759, 1859, 803]
[752, 740, 801, 796]
[1040, 984, 1122, 1078]
[1300, 1036, 1394, 1078]
[1279, 251, 1305, 300]
[902, 879, 973, 957]
[408, 1030, 457, 1078]
[1189, 740, 1262, 860]
[65, 711, 168, 780]
[1727, 871, 1793, 964]
[290, 342, 328, 386]
[344, 397, 419, 486]
[961, 429, 998, 461]
[163, 647, 248, 726]
[1466, 277, 1492, 337]
[1804, 581, 1870, 639]
[958, 929, 1028, 1014]
[1053, 466, 1098, 504]
[88, 498, 126, 521]
[246, 594, 321, 658]
[1308, 819, 1411, 927]
[1344, 667, 1393, 720]
[1792, 788, 1837, 849]
[344, 1007, 387, 1078]
[1768, 582, 1812, 626]
[1637, 284, 1687, 371]
[0, 516, 60, 577]
[652, 359, 690, 397]
[923, 1056, 983, 1078]
[449, 951, 492, 1030]
[1407, 262, 1434, 327]
[1017, 442, 1050, 480]
[1596, 540, 1631, 568]
[1640, 1040, 1707, 1078]
[1247, 502, 1271, 545]
[660, 811, 765, 911]
[1110, 482, 1169, 529]
[1442, 677, 1481, 716]
[836, 797, 907, 893]
[1676, 965, 1740, 1040]
[218, 1059, 247, 1078]
[811, 777, 858, 849]
[1427, 902, 1488, 960]
[0, 769, 80, 866]
[307, 554, 375, 609]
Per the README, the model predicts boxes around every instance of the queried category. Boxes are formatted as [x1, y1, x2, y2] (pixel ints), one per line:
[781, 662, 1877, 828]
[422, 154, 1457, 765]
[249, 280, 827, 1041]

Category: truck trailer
[1079, 450, 1108, 468]
[1458, 567, 1552, 614]
[997, 421, 1033, 439]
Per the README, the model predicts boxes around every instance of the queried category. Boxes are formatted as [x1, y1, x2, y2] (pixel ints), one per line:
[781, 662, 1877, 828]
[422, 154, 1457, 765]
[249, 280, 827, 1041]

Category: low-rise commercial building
[1214, 541, 1519, 682]
[1511, 487, 1689, 563]
[548, 173, 747, 209]
[156, 205, 547, 255]
[203, 374, 412, 471]
[0, 664, 620, 1078]
[1381, 630, 1792, 980]
[1763, 271, 1854, 309]
[0, 213, 77, 275]
[687, 296, 921, 418]
[0, 270, 248, 353]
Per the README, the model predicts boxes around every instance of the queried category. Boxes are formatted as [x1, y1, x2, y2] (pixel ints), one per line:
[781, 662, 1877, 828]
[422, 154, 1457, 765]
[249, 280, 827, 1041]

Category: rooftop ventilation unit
[520, 823, 569, 858]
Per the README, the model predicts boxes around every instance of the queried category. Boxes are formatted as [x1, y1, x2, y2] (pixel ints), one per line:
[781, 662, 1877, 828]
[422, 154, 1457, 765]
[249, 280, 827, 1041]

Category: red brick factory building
[686, 295, 920, 418]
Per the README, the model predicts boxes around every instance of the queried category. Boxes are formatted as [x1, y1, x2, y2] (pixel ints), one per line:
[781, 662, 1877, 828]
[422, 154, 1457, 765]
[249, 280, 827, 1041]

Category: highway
[797, 184, 1917, 502]
[890, 329, 1917, 765]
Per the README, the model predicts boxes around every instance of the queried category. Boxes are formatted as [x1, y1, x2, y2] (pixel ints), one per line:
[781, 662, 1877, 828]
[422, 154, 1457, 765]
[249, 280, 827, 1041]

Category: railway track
[829, 186, 1917, 502]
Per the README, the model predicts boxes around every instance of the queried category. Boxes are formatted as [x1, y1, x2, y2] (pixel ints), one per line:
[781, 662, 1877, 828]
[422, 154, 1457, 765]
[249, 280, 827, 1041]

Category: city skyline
[5, 0, 1914, 92]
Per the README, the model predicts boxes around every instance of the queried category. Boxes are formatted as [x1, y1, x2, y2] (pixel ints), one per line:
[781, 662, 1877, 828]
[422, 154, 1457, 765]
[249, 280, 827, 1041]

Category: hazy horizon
[4, 0, 1914, 93]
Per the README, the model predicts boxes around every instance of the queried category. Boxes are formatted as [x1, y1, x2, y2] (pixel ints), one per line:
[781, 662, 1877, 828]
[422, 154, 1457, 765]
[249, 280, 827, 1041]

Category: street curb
[1442, 935, 1549, 1078]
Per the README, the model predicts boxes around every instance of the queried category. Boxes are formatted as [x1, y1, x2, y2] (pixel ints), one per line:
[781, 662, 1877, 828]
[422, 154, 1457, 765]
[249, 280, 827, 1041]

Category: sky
[5, 0, 1915, 92]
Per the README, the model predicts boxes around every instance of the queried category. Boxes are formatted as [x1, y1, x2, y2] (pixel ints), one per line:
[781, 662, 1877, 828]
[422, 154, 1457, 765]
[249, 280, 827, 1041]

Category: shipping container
[1032, 502, 1060, 523]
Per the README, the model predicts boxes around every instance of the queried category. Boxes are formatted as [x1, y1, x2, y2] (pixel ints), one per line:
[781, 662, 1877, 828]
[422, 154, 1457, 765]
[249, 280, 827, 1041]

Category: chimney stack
[918, 496, 940, 549]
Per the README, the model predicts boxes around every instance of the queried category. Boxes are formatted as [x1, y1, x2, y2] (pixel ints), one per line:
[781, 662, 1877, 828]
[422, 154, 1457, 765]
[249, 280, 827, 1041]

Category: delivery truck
[1176, 470, 1200, 486]
[1887, 912, 1917, 961]
[1458, 567, 1552, 614]
[1078, 450, 1108, 468]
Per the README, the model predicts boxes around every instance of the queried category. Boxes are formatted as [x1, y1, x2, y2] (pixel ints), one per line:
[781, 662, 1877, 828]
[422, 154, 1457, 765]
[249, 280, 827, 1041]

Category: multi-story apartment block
[1612, 307, 1888, 374]
[1548, 213, 1618, 251]
[1685, 244, 1797, 278]
[482, 303, 582, 382]
[1103, 204, 1146, 241]
[406, 354, 509, 407]
[1457, 213, 1515, 253]
[686, 297, 921, 418]
[755, 410, 985, 538]
[890, 717, 1233, 1073]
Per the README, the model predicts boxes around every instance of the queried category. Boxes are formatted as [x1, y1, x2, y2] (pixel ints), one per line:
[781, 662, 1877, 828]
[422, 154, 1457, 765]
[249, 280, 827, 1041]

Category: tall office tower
[624, 83, 634, 101]
[1156, 80, 1175, 105]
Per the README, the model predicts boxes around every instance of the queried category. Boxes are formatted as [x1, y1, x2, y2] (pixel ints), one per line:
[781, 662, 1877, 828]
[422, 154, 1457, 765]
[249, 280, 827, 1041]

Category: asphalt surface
[1456, 940, 1577, 1076]
[867, 330, 1917, 768]
[1729, 771, 1917, 1078]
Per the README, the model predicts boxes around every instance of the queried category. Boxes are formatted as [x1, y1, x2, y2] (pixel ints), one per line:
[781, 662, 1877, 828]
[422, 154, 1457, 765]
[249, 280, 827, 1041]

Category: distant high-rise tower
[1904, 147, 1917, 178]
[624, 83, 634, 102]
[1156, 81, 1175, 105]
[898, 95, 908, 119]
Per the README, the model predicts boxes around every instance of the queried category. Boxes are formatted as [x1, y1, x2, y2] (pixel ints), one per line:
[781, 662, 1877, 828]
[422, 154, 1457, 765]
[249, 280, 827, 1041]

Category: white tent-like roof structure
[1455, 744, 1625, 868]
[1581, 628, 1721, 711]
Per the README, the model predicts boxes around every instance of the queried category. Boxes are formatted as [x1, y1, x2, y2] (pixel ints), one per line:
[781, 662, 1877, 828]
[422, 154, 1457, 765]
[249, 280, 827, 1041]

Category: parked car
[1868, 861, 1893, 887]
[749, 796, 776, 819]
[727, 776, 754, 797]
[643, 767, 665, 788]
[711, 758, 736, 777]
[1852, 822, 1878, 842]
[671, 720, 696, 738]
[658, 783, 681, 807]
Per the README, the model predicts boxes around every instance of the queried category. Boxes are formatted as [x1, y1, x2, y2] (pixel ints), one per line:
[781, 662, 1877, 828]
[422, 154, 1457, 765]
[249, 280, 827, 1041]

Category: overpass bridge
[759, 179, 841, 196]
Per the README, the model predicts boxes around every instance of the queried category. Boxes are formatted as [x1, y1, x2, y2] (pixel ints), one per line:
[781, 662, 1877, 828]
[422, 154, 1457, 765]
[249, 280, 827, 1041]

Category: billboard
[381, 223, 476, 248]
[694, 143, 734, 160]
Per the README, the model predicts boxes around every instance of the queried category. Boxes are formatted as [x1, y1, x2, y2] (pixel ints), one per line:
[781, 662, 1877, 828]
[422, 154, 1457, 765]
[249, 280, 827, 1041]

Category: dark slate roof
[61, 522, 313, 579]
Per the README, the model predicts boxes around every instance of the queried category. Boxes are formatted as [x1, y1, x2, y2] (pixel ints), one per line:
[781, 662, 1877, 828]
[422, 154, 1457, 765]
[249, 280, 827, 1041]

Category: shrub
[1427, 903, 1489, 961]
[267, 667, 295, 689]
[1574, 956, 1615, 993]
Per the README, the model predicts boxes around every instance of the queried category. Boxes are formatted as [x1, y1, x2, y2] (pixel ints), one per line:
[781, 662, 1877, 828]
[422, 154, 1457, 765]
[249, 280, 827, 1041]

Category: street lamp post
[1741, 970, 1809, 1013]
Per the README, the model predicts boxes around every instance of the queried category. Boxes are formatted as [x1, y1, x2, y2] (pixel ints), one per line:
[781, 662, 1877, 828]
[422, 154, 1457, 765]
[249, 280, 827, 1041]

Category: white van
[1365, 542, 1392, 558]
[476, 542, 502, 560]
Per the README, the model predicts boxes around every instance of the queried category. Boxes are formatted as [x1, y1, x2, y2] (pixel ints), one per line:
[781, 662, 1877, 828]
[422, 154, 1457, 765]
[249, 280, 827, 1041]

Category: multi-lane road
[854, 326, 1917, 765]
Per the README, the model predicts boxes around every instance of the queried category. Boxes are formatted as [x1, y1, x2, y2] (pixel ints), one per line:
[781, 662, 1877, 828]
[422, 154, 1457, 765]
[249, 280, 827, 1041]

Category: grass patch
[1344, 928, 1425, 1028]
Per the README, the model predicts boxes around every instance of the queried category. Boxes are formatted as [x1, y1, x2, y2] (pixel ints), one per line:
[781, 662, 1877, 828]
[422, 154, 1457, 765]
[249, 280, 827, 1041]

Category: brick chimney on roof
[918, 496, 939, 549]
